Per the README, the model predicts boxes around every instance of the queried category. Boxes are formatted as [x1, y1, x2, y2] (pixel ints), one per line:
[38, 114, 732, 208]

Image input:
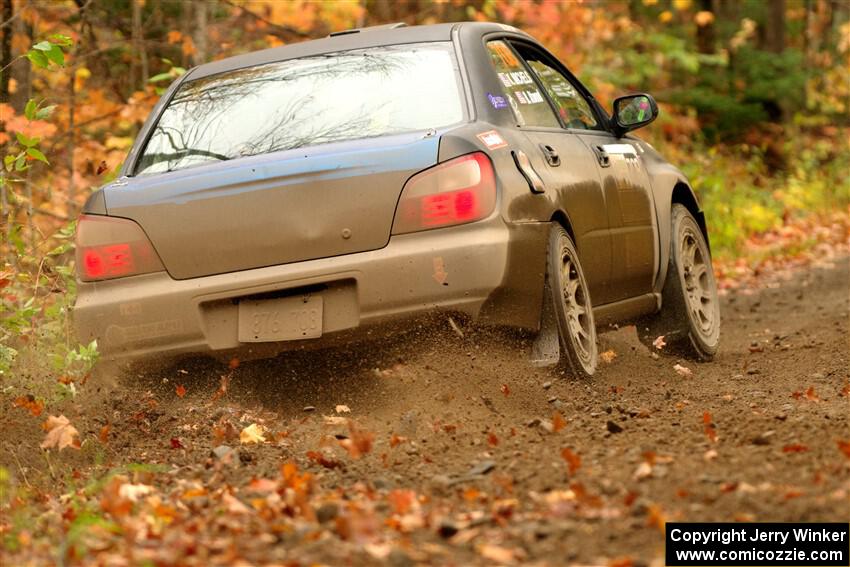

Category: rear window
[134, 42, 465, 176]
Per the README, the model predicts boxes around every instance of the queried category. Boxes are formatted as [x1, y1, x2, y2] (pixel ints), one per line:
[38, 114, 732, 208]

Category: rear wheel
[639, 204, 720, 360]
[546, 225, 597, 377]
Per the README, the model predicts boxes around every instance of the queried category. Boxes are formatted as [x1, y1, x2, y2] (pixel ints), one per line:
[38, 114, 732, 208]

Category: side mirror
[612, 93, 658, 137]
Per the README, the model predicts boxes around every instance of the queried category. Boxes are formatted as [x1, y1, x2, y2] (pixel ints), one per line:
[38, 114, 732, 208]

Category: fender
[638, 141, 708, 296]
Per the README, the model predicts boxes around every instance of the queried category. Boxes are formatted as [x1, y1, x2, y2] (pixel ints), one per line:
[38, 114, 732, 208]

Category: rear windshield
[134, 42, 465, 176]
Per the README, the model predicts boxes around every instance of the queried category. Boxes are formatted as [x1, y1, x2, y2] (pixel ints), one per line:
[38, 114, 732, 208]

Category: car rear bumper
[73, 220, 548, 361]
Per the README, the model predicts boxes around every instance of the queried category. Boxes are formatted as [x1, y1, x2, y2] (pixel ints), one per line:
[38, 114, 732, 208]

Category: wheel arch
[672, 182, 710, 248]
[650, 173, 710, 296]
[549, 209, 577, 243]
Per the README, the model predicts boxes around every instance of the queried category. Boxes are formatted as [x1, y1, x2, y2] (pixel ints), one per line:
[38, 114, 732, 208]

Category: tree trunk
[696, 0, 716, 54]
[131, 0, 148, 92]
[765, 0, 786, 53]
[10, 2, 31, 113]
[0, 0, 12, 104]
[193, 0, 207, 65]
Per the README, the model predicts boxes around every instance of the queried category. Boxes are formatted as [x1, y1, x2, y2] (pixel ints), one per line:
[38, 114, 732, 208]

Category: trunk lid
[104, 133, 439, 280]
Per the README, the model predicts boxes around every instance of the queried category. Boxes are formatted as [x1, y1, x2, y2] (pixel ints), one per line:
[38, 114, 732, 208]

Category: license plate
[238, 294, 323, 342]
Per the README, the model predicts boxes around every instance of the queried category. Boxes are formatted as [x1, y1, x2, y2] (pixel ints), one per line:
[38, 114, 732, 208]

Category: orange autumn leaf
[99, 424, 111, 444]
[13, 395, 43, 417]
[552, 411, 566, 433]
[389, 434, 407, 448]
[488, 431, 499, 446]
[100, 476, 133, 519]
[306, 450, 342, 469]
[339, 421, 374, 459]
[210, 373, 230, 402]
[646, 503, 666, 531]
[561, 447, 581, 474]
[500, 383, 510, 397]
[463, 487, 481, 502]
[782, 444, 808, 453]
[3, 115, 56, 138]
[228, 357, 240, 370]
[166, 30, 183, 44]
[387, 489, 416, 515]
[805, 386, 819, 401]
[838, 440, 850, 459]
[703, 411, 718, 443]
[175, 384, 186, 398]
[181, 37, 196, 57]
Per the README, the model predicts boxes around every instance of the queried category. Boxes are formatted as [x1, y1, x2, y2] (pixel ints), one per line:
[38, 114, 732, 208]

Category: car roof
[185, 21, 527, 81]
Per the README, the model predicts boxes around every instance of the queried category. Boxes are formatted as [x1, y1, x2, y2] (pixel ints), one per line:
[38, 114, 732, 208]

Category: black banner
[666, 523, 849, 566]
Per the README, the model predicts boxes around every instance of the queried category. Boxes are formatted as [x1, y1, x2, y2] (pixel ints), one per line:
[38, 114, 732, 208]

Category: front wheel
[639, 204, 720, 360]
[546, 225, 597, 377]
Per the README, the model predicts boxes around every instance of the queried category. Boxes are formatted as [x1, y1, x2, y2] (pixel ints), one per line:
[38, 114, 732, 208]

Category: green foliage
[25, 34, 72, 69]
[678, 129, 850, 258]
[1, 36, 99, 402]
[148, 58, 187, 94]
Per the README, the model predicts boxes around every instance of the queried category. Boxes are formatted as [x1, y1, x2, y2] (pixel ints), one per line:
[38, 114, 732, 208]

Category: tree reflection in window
[135, 43, 464, 176]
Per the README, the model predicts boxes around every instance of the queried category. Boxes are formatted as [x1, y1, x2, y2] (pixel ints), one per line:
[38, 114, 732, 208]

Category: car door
[508, 41, 659, 303]
[483, 39, 615, 306]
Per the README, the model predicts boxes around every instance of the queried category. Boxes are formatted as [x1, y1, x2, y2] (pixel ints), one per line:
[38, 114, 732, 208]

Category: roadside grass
[668, 128, 850, 261]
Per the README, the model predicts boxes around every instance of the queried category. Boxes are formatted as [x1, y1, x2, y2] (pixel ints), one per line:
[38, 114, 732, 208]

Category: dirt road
[2, 256, 849, 566]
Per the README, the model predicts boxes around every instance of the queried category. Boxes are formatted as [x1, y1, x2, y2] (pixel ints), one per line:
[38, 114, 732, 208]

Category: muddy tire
[546, 225, 597, 377]
[639, 204, 720, 360]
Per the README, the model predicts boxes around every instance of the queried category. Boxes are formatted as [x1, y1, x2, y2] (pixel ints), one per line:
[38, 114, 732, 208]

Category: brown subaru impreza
[73, 22, 720, 377]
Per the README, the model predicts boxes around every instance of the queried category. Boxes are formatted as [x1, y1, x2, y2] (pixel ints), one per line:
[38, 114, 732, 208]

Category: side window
[521, 54, 600, 131]
[484, 40, 559, 128]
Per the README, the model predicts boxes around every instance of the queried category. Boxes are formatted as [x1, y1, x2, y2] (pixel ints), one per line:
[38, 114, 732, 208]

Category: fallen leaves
[703, 411, 718, 443]
[40, 415, 80, 450]
[837, 440, 850, 459]
[339, 421, 374, 459]
[239, 423, 266, 444]
[13, 395, 44, 417]
[805, 386, 819, 401]
[222, 492, 251, 515]
[600, 349, 617, 364]
[175, 384, 186, 398]
[478, 543, 523, 564]
[552, 411, 567, 433]
[98, 424, 111, 444]
[560, 447, 581, 474]
[633, 461, 653, 481]
[210, 373, 230, 403]
[119, 483, 154, 502]
[782, 444, 809, 453]
[500, 383, 510, 397]
[673, 363, 693, 378]
[306, 450, 343, 469]
[791, 386, 820, 402]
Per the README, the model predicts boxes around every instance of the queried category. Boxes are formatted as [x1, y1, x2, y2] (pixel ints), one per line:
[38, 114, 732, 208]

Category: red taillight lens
[75, 215, 165, 282]
[392, 152, 497, 235]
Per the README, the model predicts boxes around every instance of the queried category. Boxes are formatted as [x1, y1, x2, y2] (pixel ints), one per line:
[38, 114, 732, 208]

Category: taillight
[75, 215, 165, 282]
[392, 152, 497, 235]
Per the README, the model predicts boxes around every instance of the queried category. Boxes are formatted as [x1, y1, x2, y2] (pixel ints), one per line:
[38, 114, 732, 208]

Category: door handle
[592, 145, 611, 168]
[512, 150, 546, 194]
[539, 144, 560, 167]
